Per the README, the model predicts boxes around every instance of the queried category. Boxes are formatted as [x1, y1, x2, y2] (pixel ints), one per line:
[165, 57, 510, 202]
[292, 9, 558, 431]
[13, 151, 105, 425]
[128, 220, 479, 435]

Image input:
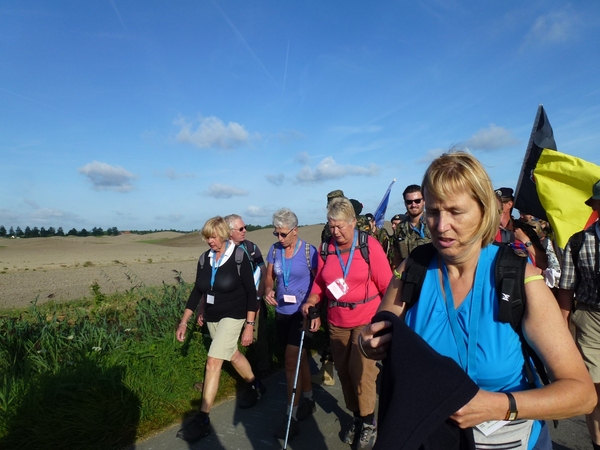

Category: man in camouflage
[365, 213, 393, 268]
[392, 184, 431, 268]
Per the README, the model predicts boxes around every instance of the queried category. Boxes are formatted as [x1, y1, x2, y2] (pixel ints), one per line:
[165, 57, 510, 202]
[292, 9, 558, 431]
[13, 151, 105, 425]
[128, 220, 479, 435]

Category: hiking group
[175, 150, 600, 450]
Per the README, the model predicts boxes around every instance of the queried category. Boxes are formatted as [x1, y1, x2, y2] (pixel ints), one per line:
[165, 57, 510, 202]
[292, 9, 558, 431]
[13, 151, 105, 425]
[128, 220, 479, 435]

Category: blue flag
[374, 179, 396, 229]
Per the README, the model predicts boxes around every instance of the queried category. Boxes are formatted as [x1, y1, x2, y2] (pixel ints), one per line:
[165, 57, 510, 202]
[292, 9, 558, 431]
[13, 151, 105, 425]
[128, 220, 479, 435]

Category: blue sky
[1, 1, 599, 232]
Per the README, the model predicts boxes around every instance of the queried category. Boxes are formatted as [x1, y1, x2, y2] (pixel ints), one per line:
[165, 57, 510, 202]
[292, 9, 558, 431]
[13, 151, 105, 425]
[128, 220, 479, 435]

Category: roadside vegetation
[0, 272, 283, 449]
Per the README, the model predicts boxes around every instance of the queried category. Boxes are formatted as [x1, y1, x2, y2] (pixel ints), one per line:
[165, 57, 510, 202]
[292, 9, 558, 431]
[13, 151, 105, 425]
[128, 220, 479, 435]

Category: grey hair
[272, 208, 298, 230]
[327, 197, 356, 223]
[223, 214, 242, 229]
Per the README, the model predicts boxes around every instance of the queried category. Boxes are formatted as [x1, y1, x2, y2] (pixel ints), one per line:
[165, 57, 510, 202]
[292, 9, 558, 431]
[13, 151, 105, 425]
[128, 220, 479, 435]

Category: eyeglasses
[233, 226, 246, 232]
[273, 229, 294, 238]
[405, 198, 423, 205]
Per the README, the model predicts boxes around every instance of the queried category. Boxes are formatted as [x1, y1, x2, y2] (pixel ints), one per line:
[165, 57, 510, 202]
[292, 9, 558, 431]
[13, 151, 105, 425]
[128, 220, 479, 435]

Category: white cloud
[295, 152, 311, 165]
[205, 183, 248, 199]
[295, 157, 379, 184]
[416, 148, 445, 164]
[245, 205, 270, 218]
[175, 116, 255, 150]
[78, 161, 136, 192]
[265, 174, 285, 186]
[524, 10, 581, 46]
[464, 124, 519, 151]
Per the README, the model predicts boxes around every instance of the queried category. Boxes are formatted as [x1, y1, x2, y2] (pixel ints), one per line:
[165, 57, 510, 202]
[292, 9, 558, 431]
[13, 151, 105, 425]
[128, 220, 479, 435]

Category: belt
[329, 294, 378, 310]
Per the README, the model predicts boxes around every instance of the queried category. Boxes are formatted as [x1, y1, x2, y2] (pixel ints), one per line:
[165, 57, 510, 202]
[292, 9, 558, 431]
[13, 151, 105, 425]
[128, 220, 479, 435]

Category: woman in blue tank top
[360, 151, 595, 449]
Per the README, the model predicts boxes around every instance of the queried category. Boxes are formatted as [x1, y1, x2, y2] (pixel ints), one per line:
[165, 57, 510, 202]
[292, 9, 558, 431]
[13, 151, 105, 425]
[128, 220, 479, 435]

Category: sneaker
[343, 418, 362, 445]
[357, 423, 377, 449]
[176, 414, 211, 443]
[296, 397, 316, 421]
[274, 415, 299, 439]
[238, 381, 266, 409]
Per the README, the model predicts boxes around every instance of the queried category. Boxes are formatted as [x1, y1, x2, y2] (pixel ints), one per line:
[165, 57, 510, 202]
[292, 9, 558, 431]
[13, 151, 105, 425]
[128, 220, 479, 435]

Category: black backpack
[400, 242, 550, 389]
[320, 230, 370, 265]
[199, 246, 245, 276]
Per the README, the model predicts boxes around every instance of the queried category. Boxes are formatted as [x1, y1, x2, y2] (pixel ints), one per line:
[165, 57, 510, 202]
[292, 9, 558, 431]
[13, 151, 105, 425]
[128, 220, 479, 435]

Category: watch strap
[504, 392, 518, 421]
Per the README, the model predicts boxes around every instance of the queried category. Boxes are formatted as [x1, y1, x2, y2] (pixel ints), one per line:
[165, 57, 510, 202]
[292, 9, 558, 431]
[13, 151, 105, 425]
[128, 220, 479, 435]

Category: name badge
[283, 294, 297, 303]
[327, 278, 349, 300]
[207, 294, 215, 304]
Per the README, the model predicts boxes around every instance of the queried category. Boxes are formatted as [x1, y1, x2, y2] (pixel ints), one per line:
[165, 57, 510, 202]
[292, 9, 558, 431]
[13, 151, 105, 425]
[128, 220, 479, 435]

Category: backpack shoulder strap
[358, 230, 370, 265]
[320, 239, 330, 263]
[570, 229, 586, 268]
[400, 243, 436, 309]
[304, 241, 311, 270]
[495, 243, 527, 328]
[234, 246, 245, 276]
[199, 250, 209, 270]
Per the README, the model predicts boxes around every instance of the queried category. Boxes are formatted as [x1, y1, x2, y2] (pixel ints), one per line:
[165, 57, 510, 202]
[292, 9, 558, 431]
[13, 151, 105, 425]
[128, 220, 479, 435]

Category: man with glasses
[224, 214, 269, 378]
[392, 184, 431, 268]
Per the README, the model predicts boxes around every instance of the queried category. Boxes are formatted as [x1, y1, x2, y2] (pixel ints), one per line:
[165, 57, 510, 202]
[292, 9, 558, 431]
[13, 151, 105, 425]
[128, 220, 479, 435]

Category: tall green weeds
[0, 271, 267, 449]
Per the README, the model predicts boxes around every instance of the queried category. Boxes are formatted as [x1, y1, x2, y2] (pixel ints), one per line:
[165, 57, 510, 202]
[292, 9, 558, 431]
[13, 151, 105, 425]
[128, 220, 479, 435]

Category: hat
[327, 189, 345, 201]
[349, 199, 363, 216]
[365, 213, 374, 221]
[495, 187, 514, 200]
[391, 214, 402, 221]
[585, 180, 600, 206]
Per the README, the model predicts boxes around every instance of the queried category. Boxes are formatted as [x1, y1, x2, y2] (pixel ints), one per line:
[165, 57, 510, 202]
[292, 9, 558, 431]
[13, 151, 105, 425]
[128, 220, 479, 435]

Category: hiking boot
[238, 381, 266, 409]
[296, 397, 316, 421]
[274, 415, 299, 440]
[176, 414, 211, 443]
[357, 423, 377, 449]
[343, 418, 362, 445]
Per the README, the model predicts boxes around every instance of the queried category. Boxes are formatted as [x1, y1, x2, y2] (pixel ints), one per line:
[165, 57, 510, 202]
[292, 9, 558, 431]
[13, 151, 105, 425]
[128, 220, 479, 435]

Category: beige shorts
[206, 318, 246, 361]
[572, 304, 600, 383]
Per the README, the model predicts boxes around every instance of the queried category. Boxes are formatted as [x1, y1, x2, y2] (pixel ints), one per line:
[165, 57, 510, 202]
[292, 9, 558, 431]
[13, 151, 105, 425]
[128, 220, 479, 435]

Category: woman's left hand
[241, 324, 254, 347]
[450, 389, 504, 428]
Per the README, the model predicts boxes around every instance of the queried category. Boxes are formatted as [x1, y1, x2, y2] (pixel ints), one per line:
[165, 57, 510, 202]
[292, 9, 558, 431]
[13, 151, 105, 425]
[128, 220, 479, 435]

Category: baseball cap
[585, 180, 600, 206]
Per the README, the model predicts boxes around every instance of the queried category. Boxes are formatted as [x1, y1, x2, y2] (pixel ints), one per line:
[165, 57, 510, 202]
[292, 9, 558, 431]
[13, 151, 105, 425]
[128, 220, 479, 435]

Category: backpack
[199, 246, 245, 276]
[271, 241, 313, 273]
[320, 230, 370, 265]
[400, 242, 550, 389]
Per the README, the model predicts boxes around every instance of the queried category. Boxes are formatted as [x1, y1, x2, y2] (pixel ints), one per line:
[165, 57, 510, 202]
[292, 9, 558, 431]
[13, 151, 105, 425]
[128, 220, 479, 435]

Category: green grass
[0, 276, 287, 450]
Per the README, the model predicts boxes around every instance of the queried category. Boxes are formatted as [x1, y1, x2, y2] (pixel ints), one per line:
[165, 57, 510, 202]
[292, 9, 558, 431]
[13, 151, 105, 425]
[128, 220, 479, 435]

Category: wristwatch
[504, 392, 518, 421]
[524, 241, 532, 247]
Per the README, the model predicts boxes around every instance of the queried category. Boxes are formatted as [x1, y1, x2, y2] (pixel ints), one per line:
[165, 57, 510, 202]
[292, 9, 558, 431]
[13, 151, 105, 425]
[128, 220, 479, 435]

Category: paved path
[131, 354, 592, 450]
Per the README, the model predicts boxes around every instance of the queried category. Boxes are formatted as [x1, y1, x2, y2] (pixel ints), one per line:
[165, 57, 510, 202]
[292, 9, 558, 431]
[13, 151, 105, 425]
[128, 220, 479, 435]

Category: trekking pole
[283, 306, 317, 449]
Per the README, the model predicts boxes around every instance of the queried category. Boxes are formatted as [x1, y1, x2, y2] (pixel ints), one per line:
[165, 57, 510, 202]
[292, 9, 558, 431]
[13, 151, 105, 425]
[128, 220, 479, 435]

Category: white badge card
[327, 278, 349, 300]
[207, 294, 215, 304]
[283, 294, 297, 304]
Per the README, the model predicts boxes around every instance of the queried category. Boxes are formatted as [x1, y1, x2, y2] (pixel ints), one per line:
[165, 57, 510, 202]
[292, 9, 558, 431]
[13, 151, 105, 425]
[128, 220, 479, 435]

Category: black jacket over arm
[372, 310, 479, 450]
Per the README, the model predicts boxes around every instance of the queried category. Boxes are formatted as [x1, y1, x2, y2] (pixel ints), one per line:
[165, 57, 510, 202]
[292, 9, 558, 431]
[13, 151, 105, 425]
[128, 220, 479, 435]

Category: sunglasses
[233, 226, 246, 232]
[273, 229, 295, 238]
[405, 198, 423, 205]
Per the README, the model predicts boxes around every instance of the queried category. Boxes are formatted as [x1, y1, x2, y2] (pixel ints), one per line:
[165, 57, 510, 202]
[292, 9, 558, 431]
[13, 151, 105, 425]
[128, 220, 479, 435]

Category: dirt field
[0, 225, 324, 310]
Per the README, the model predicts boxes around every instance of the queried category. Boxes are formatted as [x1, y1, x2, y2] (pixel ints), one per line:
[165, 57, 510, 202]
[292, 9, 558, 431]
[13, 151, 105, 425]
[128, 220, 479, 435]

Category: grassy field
[0, 276, 285, 450]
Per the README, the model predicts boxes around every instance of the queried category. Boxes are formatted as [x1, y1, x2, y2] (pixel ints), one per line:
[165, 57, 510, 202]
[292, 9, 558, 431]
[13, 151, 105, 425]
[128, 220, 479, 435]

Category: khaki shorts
[572, 304, 600, 383]
[206, 318, 246, 361]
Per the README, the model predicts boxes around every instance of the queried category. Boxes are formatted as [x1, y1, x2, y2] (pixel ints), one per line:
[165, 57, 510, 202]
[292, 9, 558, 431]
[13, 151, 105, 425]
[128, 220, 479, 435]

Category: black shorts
[275, 311, 313, 350]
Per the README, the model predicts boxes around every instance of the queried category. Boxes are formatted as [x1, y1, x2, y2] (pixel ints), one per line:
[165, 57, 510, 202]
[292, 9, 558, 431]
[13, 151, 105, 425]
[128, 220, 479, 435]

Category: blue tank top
[405, 244, 541, 447]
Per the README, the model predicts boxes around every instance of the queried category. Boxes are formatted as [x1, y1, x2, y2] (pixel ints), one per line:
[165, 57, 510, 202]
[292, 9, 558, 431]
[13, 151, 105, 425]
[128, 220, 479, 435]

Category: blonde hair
[327, 197, 357, 224]
[422, 151, 498, 247]
[201, 216, 231, 242]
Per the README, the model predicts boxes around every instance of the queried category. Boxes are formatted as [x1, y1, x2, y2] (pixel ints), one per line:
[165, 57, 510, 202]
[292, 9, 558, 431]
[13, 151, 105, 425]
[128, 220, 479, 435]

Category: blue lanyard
[281, 238, 301, 288]
[334, 230, 357, 280]
[210, 241, 229, 290]
[440, 257, 484, 380]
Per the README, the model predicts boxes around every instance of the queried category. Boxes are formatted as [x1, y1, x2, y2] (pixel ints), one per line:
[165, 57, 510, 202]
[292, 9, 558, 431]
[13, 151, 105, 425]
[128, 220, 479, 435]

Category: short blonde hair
[201, 216, 231, 242]
[327, 197, 357, 224]
[422, 151, 498, 247]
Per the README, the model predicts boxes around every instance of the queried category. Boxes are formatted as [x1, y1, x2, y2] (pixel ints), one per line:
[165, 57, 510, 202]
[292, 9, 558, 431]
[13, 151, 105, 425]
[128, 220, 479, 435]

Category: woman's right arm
[359, 259, 410, 360]
[263, 262, 278, 306]
[176, 308, 194, 342]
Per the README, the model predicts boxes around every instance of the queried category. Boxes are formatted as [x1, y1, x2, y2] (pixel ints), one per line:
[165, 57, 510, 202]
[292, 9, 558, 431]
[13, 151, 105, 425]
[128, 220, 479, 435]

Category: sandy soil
[0, 226, 324, 310]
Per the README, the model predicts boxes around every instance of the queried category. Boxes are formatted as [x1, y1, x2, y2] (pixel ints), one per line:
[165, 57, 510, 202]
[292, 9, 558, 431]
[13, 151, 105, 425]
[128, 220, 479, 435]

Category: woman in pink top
[302, 197, 391, 450]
